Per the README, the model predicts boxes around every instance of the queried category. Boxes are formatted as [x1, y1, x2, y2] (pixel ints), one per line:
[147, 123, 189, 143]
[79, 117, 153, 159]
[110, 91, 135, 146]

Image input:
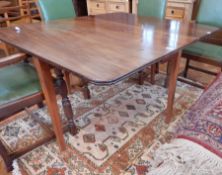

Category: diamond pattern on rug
[63, 84, 168, 167]
[0, 116, 47, 152]
[0, 74, 204, 175]
[19, 143, 73, 175]
[4, 125, 20, 137]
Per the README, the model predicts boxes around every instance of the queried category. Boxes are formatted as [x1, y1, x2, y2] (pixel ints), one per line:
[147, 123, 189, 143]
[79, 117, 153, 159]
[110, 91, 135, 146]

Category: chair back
[18, 0, 39, 18]
[0, 1, 39, 27]
[196, 0, 222, 28]
[37, 0, 76, 21]
[137, 0, 167, 19]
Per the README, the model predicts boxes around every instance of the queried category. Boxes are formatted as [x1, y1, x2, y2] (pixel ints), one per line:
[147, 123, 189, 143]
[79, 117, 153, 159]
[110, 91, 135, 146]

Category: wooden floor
[0, 55, 219, 174]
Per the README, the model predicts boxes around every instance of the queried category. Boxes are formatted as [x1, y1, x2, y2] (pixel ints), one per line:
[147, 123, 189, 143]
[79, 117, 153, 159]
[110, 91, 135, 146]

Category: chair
[37, 0, 76, 21]
[0, 52, 77, 172]
[136, 0, 167, 84]
[0, 2, 40, 27]
[37, 0, 91, 98]
[18, 0, 40, 22]
[0, 55, 43, 121]
[0, 53, 46, 171]
[137, 0, 167, 19]
[182, 0, 222, 82]
[0, 3, 78, 170]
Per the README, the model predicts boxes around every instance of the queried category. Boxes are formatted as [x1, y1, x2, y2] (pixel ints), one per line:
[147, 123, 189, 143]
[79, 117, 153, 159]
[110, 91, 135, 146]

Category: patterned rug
[124, 74, 222, 175]
[0, 74, 203, 175]
[125, 138, 222, 175]
[172, 73, 222, 158]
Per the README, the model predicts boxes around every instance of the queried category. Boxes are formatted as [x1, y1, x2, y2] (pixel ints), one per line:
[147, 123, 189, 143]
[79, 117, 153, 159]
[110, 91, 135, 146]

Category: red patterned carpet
[1, 74, 222, 175]
[125, 74, 222, 175]
[175, 73, 222, 158]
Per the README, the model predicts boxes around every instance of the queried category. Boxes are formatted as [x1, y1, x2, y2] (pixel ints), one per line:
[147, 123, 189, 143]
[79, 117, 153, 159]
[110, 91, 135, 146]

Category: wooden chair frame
[182, 31, 222, 79]
[0, 53, 76, 171]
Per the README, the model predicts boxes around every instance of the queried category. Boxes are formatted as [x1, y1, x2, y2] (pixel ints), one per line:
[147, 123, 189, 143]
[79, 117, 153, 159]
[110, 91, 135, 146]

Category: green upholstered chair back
[196, 0, 222, 28]
[37, 0, 76, 21]
[137, 0, 167, 19]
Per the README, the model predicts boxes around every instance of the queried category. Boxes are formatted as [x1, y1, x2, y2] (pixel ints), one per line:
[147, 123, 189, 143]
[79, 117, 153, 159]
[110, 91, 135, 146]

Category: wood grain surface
[0, 13, 218, 84]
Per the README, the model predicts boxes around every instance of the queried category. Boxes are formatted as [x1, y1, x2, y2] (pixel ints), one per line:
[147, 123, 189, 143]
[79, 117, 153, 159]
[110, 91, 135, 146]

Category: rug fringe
[12, 160, 22, 175]
[147, 139, 222, 175]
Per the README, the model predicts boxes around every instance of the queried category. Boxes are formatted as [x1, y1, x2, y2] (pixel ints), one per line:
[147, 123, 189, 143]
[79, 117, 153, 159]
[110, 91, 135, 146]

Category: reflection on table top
[0, 13, 218, 84]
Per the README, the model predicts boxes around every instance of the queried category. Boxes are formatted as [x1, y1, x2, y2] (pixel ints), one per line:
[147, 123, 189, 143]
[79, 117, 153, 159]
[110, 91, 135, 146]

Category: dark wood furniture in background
[0, 0, 12, 55]
[0, 12, 218, 171]
[0, 1, 11, 7]
[73, 0, 88, 16]
[86, 0, 131, 15]
[6, 0, 88, 16]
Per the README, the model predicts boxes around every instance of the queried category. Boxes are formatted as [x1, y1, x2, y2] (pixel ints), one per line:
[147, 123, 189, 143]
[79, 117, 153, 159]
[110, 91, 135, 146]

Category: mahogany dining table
[0, 13, 218, 152]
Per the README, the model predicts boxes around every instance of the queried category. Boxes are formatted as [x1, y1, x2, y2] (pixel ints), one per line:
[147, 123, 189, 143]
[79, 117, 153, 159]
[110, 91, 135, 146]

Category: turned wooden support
[64, 71, 72, 94]
[138, 71, 145, 85]
[54, 69, 78, 135]
[183, 58, 190, 78]
[150, 65, 156, 84]
[81, 79, 91, 99]
[155, 63, 159, 73]
[138, 66, 156, 85]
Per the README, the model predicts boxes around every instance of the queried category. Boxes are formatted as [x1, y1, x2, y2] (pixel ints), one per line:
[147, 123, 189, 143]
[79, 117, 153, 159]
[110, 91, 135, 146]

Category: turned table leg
[54, 69, 78, 135]
[138, 71, 145, 85]
[81, 79, 91, 99]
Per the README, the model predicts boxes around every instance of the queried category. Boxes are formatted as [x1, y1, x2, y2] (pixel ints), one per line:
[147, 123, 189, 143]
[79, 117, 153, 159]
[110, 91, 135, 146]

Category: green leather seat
[37, 0, 76, 21]
[0, 62, 41, 106]
[183, 0, 222, 63]
[183, 41, 222, 64]
[137, 0, 167, 19]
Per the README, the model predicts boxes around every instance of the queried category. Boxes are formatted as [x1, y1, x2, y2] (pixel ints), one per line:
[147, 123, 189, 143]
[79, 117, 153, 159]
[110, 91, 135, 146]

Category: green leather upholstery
[183, 0, 222, 65]
[137, 0, 167, 19]
[38, 0, 76, 21]
[183, 41, 222, 64]
[0, 62, 41, 105]
[196, 0, 222, 28]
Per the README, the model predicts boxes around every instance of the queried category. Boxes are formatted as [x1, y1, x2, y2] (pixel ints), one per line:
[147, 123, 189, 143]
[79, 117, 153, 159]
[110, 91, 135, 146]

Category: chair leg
[82, 82, 91, 99]
[150, 65, 156, 84]
[0, 140, 13, 172]
[64, 71, 72, 94]
[37, 102, 44, 108]
[138, 71, 145, 85]
[54, 69, 78, 136]
[155, 63, 159, 73]
[164, 62, 170, 88]
[183, 58, 190, 78]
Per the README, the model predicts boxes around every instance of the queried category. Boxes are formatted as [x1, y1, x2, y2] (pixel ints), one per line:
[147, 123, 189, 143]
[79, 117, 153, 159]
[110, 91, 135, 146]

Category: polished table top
[0, 13, 218, 84]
